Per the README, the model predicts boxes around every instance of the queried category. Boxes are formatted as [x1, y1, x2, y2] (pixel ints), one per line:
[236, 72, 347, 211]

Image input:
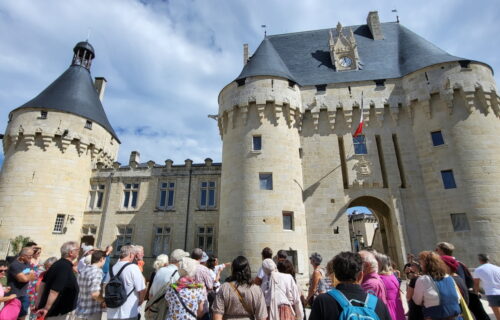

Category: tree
[9, 235, 33, 255]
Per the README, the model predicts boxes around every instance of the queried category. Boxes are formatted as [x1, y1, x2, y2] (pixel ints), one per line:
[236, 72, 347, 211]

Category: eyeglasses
[0, 269, 7, 273]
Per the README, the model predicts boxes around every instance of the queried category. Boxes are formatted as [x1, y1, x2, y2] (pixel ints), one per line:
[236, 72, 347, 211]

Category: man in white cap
[78, 244, 94, 273]
[149, 249, 188, 298]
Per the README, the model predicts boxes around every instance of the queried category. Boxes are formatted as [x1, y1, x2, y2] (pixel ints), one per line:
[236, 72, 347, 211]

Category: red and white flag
[353, 91, 364, 137]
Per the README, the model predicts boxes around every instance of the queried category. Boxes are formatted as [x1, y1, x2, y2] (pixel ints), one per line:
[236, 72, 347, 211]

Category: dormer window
[85, 120, 93, 129]
[40, 111, 48, 119]
[236, 78, 246, 87]
[316, 84, 327, 93]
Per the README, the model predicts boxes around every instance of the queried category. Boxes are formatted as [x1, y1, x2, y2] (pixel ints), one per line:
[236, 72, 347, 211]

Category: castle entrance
[346, 196, 403, 266]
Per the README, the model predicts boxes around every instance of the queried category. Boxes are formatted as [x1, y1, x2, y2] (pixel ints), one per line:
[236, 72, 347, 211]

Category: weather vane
[261, 25, 267, 37]
[392, 9, 399, 23]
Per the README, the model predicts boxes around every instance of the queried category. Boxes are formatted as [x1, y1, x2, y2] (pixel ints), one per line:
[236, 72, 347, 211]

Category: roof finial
[261, 25, 267, 37]
[392, 9, 400, 23]
[86, 28, 92, 42]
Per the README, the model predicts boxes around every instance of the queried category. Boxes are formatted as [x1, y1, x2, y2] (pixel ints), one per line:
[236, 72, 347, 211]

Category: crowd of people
[0, 240, 498, 320]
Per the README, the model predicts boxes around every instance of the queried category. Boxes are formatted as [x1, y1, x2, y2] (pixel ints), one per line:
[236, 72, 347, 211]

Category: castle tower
[217, 38, 309, 274]
[0, 41, 119, 257]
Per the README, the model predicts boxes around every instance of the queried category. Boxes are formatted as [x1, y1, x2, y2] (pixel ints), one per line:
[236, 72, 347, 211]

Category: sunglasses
[0, 269, 7, 273]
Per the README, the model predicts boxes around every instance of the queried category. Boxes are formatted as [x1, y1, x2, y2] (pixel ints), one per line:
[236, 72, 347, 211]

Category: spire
[14, 41, 119, 142]
[235, 37, 296, 83]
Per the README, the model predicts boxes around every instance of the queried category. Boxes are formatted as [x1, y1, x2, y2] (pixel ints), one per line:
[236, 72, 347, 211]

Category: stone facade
[1, 12, 500, 276]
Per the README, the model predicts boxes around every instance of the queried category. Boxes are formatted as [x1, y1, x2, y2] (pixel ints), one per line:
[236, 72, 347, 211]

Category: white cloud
[1, 0, 499, 166]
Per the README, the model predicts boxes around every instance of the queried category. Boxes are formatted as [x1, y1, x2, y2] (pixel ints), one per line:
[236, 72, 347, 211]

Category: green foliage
[9, 235, 33, 255]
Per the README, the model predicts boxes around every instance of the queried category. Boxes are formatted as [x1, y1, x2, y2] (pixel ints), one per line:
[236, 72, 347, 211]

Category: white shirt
[474, 263, 500, 295]
[104, 261, 146, 319]
[78, 256, 88, 273]
[257, 266, 265, 279]
[413, 274, 459, 308]
[150, 264, 180, 297]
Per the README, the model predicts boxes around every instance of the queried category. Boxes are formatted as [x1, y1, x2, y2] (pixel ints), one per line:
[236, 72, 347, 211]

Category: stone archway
[347, 196, 403, 266]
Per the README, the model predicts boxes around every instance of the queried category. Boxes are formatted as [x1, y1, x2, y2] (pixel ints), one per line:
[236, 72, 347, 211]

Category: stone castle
[1, 12, 500, 274]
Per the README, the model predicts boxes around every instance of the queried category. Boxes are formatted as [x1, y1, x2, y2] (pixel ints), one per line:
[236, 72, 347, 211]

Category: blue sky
[1, 0, 499, 166]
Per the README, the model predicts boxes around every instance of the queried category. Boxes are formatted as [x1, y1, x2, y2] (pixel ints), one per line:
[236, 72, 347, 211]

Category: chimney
[243, 44, 249, 65]
[367, 11, 383, 40]
[129, 151, 140, 167]
[94, 77, 107, 101]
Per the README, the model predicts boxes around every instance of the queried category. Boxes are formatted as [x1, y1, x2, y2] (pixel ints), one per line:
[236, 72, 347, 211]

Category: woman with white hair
[145, 254, 169, 300]
[165, 257, 205, 320]
[261, 259, 303, 320]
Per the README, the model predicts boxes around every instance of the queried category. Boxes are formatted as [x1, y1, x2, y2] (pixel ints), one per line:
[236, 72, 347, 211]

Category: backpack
[327, 288, 380, 320]
[105, 262, 134, 308]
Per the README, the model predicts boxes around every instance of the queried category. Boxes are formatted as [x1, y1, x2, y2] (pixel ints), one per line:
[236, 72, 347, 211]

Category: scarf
[171, 276, 203, 292]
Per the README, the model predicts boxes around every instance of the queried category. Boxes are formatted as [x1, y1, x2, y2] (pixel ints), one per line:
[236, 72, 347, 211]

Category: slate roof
[237, 22, 487, 86]
[14, 64, 119, 142]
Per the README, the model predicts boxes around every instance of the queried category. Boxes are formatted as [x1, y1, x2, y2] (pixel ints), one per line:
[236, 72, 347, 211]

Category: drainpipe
[97, 172, 113, 248]
[184, 160, 193, 251]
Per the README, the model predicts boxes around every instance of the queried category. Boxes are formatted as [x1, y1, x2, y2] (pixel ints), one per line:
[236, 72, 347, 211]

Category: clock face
[339, 56, 353, 67]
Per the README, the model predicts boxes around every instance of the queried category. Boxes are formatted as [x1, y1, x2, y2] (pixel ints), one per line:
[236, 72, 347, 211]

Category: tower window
[200, 181, 216, 209]
[353, 135, 367, 154]
[288, 80, 296, 88]
[441, 170, 457, 189]
[259, 173, 273, 190]
[40, 111, 48, 119]
[431, 131, 445, 146]
[282, 211, 294, 230]
[236, 78, 246, 87]
[315, 84, 327, 92]
[85, 120, 93, 129]
[450, 213, 471, 231]
[253, 135, 262, 151]
[374, 79, 386, 87]
[123, 183, 140, 209]
[53, 214, 66, 233]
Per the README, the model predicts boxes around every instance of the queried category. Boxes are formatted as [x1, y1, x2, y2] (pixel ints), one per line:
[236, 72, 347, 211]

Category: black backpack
[105, 262, 134, 308]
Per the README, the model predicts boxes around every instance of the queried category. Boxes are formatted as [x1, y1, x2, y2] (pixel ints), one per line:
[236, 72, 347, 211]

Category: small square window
[283, 212, 294, 230]
[441, 170, 457, 189]
[450, 213, 471, 231]
[431, 131, 445, 146]
[40, 111, 48, 119]
[85, 120, 93, 129]
[253, 136, 262, 151]
[259, 173, 273, 190]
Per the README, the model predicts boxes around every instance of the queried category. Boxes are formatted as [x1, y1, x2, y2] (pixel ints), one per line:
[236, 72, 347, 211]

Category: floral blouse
[165, 285, 205, 320]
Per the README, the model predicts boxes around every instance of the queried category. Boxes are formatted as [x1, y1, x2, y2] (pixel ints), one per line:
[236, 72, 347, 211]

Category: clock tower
[329, 22, 360, 71]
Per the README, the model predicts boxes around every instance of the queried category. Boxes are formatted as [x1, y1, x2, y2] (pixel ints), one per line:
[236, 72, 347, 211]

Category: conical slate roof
[16, 64, 119, 142]
[236, 37, 296, 82]
[235, 22, 490, 86]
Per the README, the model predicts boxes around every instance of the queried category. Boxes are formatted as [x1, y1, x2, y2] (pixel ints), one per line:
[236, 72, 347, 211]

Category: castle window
[200, 181, 216, 209]
[236, 78, 246, 87]
[85, 120, 93, 129]
[197, 226, 215, 254]
[353, 135, 367, 154]
[288, 80, 296, 88]
[374, 79, 386, 87]
[431, 131, 445, 146]
[441, 170, 457, 189]
[53, 214, 65, 233]
[316, 84, 327, 92]
[152, 226, 171, 257]
[88, 184, 105, 210]
[259, 173, 273, 190]
[40, 111, 48, 119]
[116, 225, 133, 252]
[159, 182, 175, 210]
[283, 211, 294, 230]
[123, 183, 140, 209]
[450, 213, 471, 231]
[253, 135, 262, 151]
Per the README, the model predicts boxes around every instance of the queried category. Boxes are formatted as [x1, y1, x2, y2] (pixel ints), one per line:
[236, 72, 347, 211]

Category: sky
[1, 0, 499, 166]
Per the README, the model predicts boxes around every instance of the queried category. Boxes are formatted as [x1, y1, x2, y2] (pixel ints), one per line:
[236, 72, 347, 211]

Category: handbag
[0, 298, 21, 320]
[454, 282, 473, 320]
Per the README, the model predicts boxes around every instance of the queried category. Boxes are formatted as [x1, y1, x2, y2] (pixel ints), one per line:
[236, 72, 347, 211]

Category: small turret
[72, 41, 95, 69]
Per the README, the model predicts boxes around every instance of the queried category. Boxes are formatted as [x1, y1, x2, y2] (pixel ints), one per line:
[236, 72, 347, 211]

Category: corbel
[327, 110, 336, 130]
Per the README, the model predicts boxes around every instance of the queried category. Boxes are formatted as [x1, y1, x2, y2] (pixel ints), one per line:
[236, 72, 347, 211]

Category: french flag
[353, 92, 364, 137]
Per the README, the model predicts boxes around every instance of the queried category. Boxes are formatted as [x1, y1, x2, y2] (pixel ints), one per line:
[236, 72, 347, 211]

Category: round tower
[0, 41, 119, 258]
[217, 38, 309, 275]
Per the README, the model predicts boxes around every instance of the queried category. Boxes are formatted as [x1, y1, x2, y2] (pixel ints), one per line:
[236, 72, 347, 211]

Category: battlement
[3, 108, 118, 167]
